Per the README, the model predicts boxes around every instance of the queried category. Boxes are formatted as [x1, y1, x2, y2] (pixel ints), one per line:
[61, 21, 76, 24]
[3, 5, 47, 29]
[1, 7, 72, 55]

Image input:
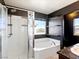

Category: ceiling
[4, 0, 78, 14]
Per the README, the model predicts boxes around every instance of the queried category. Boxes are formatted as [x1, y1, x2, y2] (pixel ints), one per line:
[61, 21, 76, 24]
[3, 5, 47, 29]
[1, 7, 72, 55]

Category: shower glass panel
[7, 14, 28, 59]
[0, 4, 8, 59]
[0, 4, 35, 59]
[0, 7, 29, 59]
[0, 6, 2, 30]
[0, 4, 3, 59]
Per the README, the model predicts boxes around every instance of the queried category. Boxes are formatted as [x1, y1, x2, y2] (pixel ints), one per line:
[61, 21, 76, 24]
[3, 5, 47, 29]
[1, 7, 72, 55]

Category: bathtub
[34, 38, 60, 59]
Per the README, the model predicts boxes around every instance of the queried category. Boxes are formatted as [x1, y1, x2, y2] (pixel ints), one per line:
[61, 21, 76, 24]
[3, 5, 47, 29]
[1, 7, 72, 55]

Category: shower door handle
[8, 24, 13, 38]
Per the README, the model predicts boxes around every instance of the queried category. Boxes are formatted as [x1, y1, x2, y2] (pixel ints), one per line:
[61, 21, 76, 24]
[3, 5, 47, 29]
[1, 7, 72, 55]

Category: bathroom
[0, 0, 79, 59]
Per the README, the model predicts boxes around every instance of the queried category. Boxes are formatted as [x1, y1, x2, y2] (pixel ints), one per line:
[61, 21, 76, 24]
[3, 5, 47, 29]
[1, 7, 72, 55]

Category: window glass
[34, 20, 46, 35]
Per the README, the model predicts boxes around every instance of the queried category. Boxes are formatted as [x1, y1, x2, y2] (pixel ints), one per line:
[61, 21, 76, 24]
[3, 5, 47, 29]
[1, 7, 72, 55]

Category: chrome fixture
[8, 14, 13, 38]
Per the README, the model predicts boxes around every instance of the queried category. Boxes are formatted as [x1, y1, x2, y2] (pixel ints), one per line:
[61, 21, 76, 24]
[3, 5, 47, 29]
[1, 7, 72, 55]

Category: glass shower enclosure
[0, 3, 8, 59]
[0, 3, 35, 59]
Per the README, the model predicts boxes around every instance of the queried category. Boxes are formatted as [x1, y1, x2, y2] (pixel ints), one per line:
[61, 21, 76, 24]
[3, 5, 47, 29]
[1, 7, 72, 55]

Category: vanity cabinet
[57, 47, 79, 59]
[59, 54, 69, 59]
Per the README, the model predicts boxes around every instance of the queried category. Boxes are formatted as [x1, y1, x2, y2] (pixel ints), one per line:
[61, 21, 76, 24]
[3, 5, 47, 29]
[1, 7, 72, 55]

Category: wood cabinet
[59, 54, 69, 59]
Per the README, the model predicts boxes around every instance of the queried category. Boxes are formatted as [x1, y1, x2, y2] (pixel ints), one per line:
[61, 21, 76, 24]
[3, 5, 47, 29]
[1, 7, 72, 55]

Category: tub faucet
[52, 41, 56, 45]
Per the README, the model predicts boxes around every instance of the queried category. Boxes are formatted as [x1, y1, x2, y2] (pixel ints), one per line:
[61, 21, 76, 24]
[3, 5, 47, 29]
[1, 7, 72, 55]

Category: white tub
[34, 38, 60, 59]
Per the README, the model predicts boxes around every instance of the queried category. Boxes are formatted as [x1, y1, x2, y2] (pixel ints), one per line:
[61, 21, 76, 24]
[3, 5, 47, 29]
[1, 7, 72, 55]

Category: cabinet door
[59, 54, 69, 59]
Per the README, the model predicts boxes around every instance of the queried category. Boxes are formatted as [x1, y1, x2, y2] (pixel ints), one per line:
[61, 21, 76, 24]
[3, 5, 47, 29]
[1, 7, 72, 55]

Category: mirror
[73, 18, 79, 36]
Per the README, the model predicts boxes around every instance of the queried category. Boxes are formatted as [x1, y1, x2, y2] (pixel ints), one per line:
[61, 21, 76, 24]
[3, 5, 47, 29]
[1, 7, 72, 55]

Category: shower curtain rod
[5, 5, 33, 12]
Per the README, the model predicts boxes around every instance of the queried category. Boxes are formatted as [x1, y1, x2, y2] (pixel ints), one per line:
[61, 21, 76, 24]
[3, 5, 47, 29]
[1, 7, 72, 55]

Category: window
[34, 20, 46, 35]
[73, 18, 79, 36]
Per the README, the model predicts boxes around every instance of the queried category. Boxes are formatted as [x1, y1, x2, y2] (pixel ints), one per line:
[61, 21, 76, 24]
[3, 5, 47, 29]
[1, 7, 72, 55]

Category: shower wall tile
[49, 17, 63, 36]
[46, 16, 64, 42]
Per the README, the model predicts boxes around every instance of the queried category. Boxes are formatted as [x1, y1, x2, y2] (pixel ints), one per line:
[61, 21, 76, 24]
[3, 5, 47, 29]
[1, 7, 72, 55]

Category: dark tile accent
[35, 35, 47, 39]
[8, 8, 28, 17]
[35, 12, 48, 19]
[34, 12, 48, 39]
[0, 0, 5, 5]
[63, 12, 79, 47]
[47, 35, 62, 40]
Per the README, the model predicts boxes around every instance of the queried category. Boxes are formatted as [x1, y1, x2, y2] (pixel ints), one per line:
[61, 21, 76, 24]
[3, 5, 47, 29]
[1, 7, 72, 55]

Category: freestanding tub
[34, 38, 60, 59]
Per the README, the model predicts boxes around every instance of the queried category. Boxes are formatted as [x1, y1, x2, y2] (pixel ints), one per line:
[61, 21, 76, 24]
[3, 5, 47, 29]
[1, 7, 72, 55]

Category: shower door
[0, 5, 35, 59]
[7, 14, 28, 59]
[0, 5, 29, 59]
[0, 3, 8, 59]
